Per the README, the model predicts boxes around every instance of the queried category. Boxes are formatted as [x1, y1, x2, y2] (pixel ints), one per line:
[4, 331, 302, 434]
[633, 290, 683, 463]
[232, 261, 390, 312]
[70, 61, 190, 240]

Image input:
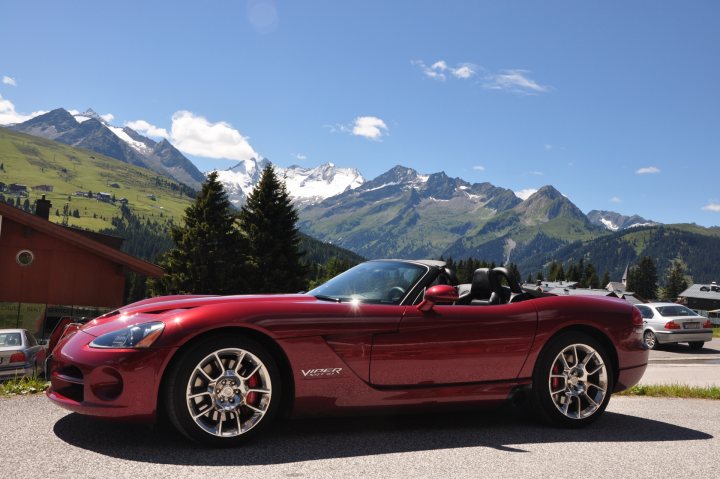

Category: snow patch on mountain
[214, 159, 364, 207]
[600, 218, 619, 231]
[108, 126, 152, 155]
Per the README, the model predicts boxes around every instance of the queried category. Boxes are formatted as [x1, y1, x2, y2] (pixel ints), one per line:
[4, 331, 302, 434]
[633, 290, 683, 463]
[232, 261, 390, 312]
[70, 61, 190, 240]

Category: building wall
[0, 217, 125, 307]
[686, 297, 720, 312]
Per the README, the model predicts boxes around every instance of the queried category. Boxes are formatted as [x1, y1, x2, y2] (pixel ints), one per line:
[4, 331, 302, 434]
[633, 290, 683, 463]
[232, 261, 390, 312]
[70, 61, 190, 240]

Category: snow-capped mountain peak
[73, 108, 107, 124]
[587, 210, 660, 231]
[213, 160, 365, 207]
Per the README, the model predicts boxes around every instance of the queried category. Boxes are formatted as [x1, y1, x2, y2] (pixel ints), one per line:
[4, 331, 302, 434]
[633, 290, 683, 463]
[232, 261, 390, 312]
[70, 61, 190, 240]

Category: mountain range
[4, 106, 720, 283]
[8, 108, 205, 189]
[214, 158, 364, 207]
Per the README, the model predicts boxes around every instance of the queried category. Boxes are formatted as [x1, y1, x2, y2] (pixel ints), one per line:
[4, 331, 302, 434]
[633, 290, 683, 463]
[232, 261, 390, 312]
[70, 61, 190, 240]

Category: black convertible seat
[470, 268, 501, 305]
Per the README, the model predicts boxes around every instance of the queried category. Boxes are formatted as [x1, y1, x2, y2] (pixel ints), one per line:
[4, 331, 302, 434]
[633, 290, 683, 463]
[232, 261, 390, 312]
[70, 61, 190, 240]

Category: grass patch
[713, 328, 720, 338]
[619, 384, 720, 400]
[0, 376, 50, 397]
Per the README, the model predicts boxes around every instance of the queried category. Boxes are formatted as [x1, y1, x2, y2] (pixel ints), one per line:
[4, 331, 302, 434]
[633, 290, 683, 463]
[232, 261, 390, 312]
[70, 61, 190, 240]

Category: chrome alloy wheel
[185, 348, 272, 437]
[548, 344, 608, 420]
[643, 330, 657, 349]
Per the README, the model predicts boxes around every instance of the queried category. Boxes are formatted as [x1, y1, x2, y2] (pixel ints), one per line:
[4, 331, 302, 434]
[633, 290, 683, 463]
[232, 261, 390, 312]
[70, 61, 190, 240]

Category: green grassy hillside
[0, 127, 193, 232]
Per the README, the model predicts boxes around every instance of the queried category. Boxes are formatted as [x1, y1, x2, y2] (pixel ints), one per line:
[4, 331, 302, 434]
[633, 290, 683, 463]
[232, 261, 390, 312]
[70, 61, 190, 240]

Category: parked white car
[636, 303, 713, 350]
[0, 329, 47, 379]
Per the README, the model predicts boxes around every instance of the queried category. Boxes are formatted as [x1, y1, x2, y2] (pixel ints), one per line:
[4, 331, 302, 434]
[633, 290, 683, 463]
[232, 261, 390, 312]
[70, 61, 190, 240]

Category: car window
[308, 261, 428, 304]
[0, 333, 22, 346]
[25, 332, 38, 347]
[636, 306, 653, 319]
[655, 305, 700, 317]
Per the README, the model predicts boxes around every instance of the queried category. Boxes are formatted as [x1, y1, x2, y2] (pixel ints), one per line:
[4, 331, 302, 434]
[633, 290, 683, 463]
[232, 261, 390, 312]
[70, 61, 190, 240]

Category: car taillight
[703, 320, 713, 328]
[664, 321, 681, 330]
[631, 307, 643, 326]
[9, 352, 26, 363]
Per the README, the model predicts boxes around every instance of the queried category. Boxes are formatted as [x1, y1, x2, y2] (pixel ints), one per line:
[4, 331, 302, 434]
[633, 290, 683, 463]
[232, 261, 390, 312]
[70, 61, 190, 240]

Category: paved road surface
[1, 394, 717, 479]
[641, 338, 720, 387]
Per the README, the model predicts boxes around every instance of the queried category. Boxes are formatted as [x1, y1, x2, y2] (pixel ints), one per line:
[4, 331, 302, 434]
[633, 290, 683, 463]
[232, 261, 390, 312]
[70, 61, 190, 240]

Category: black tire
[531, 332, 614, 428]
[643, 330, 658, 350]
[688, 341, 705, 350]
[163, 334, 281, 447]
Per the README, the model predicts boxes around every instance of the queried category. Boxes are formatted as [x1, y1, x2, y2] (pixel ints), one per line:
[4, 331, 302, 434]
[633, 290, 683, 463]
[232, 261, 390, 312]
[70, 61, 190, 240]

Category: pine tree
[627, 256, 658, 300]
[662, 259, 689, 301]
[239, 165, 307, 293]
[149, 172, 247, 295]
[506, 263, 522, 284]
[601, 271, 610, 289]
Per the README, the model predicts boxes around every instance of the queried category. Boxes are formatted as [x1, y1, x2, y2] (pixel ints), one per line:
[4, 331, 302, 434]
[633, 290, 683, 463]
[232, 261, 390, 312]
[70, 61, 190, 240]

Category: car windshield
[0, 332, 22, 346]
[655, 305, 700, 317]
[308, 261, 428, 305]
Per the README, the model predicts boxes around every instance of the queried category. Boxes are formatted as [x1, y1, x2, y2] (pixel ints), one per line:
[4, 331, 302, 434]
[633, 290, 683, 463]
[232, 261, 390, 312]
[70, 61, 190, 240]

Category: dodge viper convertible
[47, 260, 648, 446]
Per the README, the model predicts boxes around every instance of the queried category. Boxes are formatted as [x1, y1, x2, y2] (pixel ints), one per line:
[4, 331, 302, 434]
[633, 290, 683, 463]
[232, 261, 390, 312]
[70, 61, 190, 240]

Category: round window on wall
[16, 250, 34, 266]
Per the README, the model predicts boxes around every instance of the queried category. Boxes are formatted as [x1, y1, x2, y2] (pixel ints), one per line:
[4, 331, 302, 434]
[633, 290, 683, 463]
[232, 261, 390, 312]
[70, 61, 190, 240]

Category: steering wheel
[387, 286, 406, 302]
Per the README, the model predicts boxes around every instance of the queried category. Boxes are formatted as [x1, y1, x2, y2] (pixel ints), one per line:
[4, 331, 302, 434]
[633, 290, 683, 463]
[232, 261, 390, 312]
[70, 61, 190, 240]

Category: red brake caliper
[551, 364, 560, 390]
[246, 374, 258, 406]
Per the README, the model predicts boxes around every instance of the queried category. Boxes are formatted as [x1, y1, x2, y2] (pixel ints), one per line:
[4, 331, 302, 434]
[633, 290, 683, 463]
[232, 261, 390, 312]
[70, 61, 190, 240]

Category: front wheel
[532, 332, 614, 428]
[164, 334, 281, 447]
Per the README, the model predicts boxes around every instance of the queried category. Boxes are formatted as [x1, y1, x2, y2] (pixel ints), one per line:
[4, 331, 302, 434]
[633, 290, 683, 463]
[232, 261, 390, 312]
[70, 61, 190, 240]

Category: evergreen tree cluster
[150, 167, 309, 295]
[627, 256, 659, 300]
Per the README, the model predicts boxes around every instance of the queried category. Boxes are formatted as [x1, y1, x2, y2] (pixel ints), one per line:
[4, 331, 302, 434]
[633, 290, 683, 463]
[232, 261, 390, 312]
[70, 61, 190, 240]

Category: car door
[24, 331, 43, 367]
[636, 305, 655, 330]
[369, 301, 538, 386]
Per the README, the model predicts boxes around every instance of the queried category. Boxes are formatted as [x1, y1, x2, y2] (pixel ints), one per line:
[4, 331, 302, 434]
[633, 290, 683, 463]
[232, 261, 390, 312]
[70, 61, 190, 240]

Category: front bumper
[46, 329, 175, 422]
[655, 329, 713, 344]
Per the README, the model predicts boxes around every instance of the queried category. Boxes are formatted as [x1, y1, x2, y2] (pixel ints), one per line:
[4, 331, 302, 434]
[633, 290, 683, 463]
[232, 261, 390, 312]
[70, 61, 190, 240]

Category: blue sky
[1, 1, 719, 226]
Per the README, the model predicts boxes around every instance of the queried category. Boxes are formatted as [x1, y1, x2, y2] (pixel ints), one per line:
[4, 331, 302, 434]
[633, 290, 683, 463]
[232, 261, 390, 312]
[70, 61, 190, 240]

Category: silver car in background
[0, 329, 47, 379]
[637, 303, 713, 350]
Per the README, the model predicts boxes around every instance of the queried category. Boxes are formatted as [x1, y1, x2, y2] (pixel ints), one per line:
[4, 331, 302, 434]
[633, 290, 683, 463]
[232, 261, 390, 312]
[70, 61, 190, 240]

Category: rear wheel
[532, 332, 614, 428]
[688, 341, 705, 350]
[643, 330, 658, 350]
[164, 334, 280, 447]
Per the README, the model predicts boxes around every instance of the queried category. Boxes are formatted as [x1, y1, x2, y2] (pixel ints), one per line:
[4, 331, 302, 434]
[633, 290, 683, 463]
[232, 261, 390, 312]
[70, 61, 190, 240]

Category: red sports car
[47, 260, 648, 446]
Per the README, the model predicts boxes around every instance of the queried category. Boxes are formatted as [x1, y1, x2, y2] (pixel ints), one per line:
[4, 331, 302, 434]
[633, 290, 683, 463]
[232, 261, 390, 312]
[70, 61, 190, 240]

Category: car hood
[81, 294, 317, 335]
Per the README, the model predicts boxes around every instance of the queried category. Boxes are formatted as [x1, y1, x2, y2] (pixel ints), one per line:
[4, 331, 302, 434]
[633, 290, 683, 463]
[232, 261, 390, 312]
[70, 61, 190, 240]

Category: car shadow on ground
[53, 405, 713, 466]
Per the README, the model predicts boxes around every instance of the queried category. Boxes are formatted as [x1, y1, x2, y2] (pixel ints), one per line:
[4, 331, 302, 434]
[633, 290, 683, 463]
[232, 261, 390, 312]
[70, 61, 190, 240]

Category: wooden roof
[0, 202, 164, 277]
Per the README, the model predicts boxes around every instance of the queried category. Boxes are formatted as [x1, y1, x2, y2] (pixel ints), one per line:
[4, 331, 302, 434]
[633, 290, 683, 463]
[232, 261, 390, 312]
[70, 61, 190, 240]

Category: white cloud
[529, 171, 544, 176]
[611, 196, 622, 204]
[351, 116, 388, 140]
[170, 110, 259, 161]
[100, 113, 115, 123]
[411, 60, 476, 81]
[515, 188, 538, 200]
[544, 144, 553, 151]
[702, 202, 720, 212]
[0, 94, 46, 125]
[293, 153, 307, 161]
[636, 166, 660, 175]
[472, 165, 485, 171]
[126, 119, 169, 139]
[2, 76, 17, 86]
[451, 65, 475, 79]
[483, 70, 549, 94]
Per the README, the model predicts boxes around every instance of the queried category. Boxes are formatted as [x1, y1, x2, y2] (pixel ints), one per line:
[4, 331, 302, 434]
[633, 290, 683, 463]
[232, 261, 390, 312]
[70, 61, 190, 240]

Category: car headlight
[89, 322, 165, 349]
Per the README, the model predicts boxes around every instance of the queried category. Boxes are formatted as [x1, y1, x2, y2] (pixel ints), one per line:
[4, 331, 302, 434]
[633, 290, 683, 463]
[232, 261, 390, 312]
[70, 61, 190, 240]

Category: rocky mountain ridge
[9, 108, 205, 189]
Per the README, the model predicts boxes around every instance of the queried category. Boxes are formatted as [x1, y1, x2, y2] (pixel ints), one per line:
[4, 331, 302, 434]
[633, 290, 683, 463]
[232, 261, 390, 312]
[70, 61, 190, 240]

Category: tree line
[147, 165, 359, 297]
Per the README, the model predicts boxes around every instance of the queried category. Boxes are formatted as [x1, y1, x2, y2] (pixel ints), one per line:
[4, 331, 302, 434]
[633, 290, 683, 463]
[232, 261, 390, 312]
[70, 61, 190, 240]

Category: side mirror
[418, 285, 459, 312]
